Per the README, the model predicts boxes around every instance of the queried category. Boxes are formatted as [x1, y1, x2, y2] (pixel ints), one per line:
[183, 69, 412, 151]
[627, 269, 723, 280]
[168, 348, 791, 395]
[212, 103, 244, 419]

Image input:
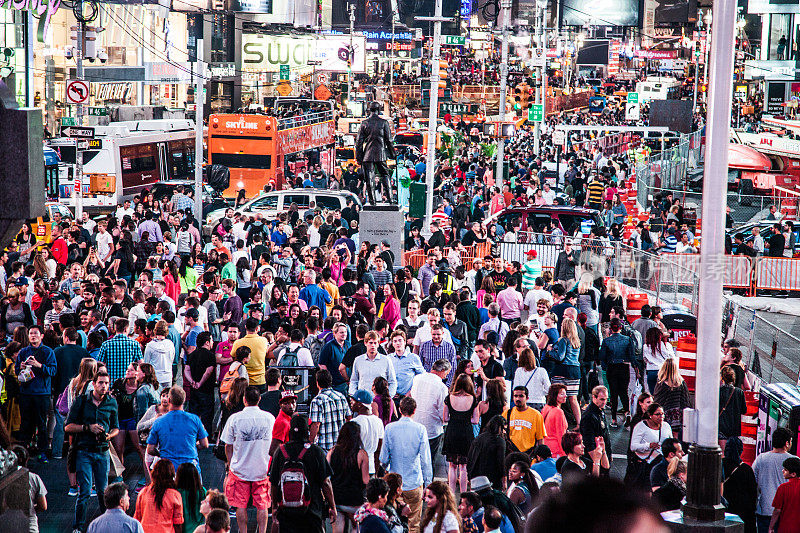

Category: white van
[635, 77, 681, 103]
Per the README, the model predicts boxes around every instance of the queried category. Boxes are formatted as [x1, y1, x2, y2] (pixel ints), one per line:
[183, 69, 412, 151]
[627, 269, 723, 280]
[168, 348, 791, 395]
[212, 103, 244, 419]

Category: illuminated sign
[243, 34, 367, 73]
[1, 0, 61, 41]
[278, 121, 335, 154]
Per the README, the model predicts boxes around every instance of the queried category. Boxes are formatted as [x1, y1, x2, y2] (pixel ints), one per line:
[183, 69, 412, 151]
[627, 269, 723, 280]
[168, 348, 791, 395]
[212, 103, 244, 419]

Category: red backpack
[277, 444, 311, 510]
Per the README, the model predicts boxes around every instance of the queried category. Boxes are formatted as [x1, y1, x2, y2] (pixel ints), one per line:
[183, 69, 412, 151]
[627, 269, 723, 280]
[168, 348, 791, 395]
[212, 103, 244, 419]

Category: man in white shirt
[221, 386, 275, 533]
[152, 280, 176, 314]
[115, 199, 134, 222]
[409, 359, 451, 465]
[541, 183, 556, 205]
[276, 329, 314, 367]
[350, 331, 397, 396]
[351, 389, 385, 475]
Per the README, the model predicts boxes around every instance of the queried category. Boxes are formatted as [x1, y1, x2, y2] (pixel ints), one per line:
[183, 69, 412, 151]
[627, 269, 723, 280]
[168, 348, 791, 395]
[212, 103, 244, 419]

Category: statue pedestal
[360, 205, 405, 267]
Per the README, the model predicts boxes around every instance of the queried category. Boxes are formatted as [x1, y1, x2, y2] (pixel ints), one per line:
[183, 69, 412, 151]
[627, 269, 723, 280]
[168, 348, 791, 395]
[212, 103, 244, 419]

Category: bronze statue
[355, 101, 396, 205]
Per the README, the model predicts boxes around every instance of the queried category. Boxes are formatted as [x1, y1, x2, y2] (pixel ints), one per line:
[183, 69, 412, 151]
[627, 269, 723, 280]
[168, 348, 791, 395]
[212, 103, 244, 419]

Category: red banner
[278, 121, 335, 155]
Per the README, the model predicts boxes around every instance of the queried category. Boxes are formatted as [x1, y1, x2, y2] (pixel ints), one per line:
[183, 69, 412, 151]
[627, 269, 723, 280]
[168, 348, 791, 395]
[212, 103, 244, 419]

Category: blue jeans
[646, 370, 659, 395]
[756, 514, 771, 533]
[74, 449, 109, 531]
[52, 409, 65, 459]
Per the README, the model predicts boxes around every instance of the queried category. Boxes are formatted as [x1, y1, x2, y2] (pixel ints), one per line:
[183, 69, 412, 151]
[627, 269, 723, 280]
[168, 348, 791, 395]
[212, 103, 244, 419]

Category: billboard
[242, 34, 367, 73]
[247, 0, 316, 25]
[576, 40, 609, 65]
[649, 99, 693, 134]
[561, 0, 639, 27]
[653, 0, 696, 24]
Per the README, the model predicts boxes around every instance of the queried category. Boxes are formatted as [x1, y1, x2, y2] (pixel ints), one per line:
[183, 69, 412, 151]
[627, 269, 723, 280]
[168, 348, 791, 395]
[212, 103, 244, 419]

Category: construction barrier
[402, 242, 492, 273]
[676, 334, 697, 392]
[755, 257, 800, 292]
[662, 254, 754, 290]
[626, 293, 649, 322]
[741, 390, 759, 465]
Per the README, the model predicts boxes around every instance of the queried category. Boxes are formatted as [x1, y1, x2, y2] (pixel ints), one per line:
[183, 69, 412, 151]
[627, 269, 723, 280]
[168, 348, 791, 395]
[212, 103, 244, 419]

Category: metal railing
[634, 130, 704, 210]
[277, 110, 334, 130]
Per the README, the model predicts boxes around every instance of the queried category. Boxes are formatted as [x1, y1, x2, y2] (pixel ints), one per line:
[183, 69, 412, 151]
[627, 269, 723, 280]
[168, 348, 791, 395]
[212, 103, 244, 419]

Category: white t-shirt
[513, 367, 551, 405]
[412, 323, 454, 348]
[220, 406, 275, 481]
[423, 512, 459, 533]
[524, 289, 552, 310]
[96, 231, 113, 261]
[353, 413, 385, 474]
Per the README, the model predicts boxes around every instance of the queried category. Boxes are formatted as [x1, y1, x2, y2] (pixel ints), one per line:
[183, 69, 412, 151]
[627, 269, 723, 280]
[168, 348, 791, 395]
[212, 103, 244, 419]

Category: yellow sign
[276, 82, 292, 96]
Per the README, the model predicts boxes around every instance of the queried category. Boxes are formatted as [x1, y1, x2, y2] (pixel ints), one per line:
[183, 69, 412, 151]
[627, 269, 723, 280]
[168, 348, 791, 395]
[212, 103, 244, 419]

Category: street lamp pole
[494, 0, 511, 192]
[681, 0, 738, 526]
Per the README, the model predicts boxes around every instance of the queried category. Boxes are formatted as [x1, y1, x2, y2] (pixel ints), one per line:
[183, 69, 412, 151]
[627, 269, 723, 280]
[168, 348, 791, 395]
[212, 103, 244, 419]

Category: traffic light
[514, 83, 531, 111]
[437, 60, 448, 89]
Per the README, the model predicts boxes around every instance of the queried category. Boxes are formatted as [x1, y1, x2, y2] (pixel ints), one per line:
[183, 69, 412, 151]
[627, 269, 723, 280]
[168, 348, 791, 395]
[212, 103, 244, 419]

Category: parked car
[204, 188, 361, 232]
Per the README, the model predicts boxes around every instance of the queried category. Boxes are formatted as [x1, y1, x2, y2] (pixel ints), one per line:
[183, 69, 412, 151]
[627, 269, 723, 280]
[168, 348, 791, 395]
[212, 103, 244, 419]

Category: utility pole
[533, 0, 543, 155]
[389, 12, 396, 95]
[75, 3, 85, 219]
[418, 0, 452, 235]
[494, 0, 511, 192]
[691, 11, 703, 121]
[681, 0, 738, 527]
[347, 3, 355, 112]
[193, 26, 204, 223]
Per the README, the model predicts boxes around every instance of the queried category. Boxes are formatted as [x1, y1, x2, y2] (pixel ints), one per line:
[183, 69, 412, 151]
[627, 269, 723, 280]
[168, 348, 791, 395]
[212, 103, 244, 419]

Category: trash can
[409, 181, 426, 219]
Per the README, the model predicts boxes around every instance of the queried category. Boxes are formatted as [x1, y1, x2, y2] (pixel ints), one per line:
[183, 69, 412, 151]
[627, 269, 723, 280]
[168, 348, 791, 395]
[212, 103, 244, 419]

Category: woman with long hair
[476, 277, 496, 311]
[34, 248, 57, 280]
[379, 284, 401, 330]
[382, 473, 408, 533]
[512, 347, 550, 410]
[643, 327, 676, 394]
[111, 239, 135, 285]
[287, 303, 306, 331]
[480, 378, 506, 431]
[327, 421, 370, 533]
[506, 460, 539, 515]
[576, 277, 601, 334]
[235, 256, 252, 303]
[541, 384, 568, 457]
[722, 437, 757, 533]
[111, 362, 147, 480]
[135, 362, 160, 420]
[134, 459, 184, 531]
[16, 221, 36, 261]
[548, 317, 582, 424]
[1, 342, 23, 434]
[467, 415, 506, 490]
[265, 285, 286, 316]
[500, 330, 521, 377]
[371, 376, 397, 426]
[442, 374, 480, 493]
[599, 278, 624, 324]
[178, 254, 199, 295]
[137, 387, 170, 473]
[1, 287, 33, 337]
[83, 246, 105, 277]
[652, 357, 690, 439]
[220, 377, 248, 436]
[176, 462, 207, 533]
[652, 457, 688, 512]
[420, 481, 460, 533]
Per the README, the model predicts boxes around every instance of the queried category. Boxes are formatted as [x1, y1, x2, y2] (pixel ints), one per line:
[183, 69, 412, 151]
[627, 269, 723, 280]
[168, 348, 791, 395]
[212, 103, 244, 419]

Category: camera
[96, 430, 108, 443]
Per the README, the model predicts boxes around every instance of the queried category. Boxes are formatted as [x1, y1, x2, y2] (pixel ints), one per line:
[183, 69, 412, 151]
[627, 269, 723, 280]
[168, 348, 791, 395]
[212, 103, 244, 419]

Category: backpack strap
[298, 443, 310, 460]
[279, 444, 289, 460]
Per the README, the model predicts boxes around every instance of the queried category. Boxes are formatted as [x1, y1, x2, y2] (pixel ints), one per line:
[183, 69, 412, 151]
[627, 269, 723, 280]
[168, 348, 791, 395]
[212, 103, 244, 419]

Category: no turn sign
[66, 79, 90, 105]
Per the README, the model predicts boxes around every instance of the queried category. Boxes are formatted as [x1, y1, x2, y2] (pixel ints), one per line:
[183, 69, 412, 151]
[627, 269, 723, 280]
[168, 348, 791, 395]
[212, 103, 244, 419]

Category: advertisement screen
[653, 0, 696, 24]
[562, 0, 639, 26]
[242, 34, 368, 73]
[649, 100, 693, 134]
[576, 40, 609, 65]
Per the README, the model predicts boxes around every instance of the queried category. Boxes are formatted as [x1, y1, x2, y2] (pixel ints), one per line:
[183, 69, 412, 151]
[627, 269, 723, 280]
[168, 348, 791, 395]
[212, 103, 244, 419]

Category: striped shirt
[309, 388, 352, 451]
[521, 259, 542, 290]
[418, 340, 457, 386]
[586, 181, 605, 206]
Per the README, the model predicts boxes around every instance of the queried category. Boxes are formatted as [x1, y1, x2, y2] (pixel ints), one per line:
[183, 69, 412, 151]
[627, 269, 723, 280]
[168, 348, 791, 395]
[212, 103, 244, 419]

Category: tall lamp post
[679, 0, 742, 530]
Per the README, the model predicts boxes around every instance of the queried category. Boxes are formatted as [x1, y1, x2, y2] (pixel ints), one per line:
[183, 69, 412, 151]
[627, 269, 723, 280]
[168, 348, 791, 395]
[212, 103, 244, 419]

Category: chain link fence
[725, 298, 800, 386]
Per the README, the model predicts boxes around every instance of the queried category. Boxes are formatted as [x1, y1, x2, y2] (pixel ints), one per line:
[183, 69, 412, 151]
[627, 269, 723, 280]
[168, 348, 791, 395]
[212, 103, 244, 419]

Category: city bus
[46, 119, 196, 212]
[208, 101, 336, 198]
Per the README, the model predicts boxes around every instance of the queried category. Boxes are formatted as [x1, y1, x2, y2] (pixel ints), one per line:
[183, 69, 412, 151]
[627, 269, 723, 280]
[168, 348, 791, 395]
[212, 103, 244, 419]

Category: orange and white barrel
[676, 335, 697, 392]
[741, 390, 759, 465]
[626, 293, 649, 323]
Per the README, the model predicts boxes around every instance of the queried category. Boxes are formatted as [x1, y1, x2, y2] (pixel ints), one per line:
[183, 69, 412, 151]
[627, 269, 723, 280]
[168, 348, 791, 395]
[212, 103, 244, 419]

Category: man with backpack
[269, 414, 336, 533]
[277, 329, 314, 367]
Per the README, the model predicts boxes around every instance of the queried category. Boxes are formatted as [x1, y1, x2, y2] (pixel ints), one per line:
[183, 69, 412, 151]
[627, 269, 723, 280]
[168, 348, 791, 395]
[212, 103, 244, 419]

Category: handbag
[624, 426, 661, 489]
[56, 387, 70, 417]
[587, 364, 600, 391]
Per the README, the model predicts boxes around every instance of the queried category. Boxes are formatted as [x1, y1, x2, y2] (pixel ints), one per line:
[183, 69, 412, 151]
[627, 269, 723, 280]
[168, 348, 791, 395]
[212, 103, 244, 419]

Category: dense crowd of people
[1, 85, 797, 533]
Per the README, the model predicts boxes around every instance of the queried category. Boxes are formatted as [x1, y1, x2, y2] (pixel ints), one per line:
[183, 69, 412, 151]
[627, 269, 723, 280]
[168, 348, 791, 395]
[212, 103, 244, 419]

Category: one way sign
[61, 126, 95, 139]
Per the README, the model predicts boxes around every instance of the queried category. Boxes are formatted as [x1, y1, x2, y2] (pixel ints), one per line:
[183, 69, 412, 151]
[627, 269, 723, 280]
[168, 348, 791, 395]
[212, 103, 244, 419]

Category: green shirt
[65, 390, 119, 452]
[221, 262, 236, 281]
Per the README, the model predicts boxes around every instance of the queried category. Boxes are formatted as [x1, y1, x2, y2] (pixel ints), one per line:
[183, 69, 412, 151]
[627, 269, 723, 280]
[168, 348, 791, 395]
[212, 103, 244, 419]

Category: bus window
[284, 194, 310, 209]
[212, 153, 272, 170]
[250, 194, 279, 211]
[394, 133, 423, 148]
[120, 143, 160, 190]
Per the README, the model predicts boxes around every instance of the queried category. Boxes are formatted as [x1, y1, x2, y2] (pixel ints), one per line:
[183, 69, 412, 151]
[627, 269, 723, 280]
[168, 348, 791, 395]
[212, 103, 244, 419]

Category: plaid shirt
[419, 340, 457, 386]
[309, 387, 351, 451]
[97, 334, 143, 382]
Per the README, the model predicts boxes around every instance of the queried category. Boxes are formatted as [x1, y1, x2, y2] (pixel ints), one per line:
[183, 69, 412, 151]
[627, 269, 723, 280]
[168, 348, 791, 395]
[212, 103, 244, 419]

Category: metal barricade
[755, 257, 800, 292]
[276, 366, 315, 414]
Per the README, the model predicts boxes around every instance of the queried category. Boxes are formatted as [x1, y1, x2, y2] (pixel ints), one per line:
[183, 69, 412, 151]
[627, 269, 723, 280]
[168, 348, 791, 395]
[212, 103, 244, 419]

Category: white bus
[635, 77, 681, 104]
[47, 119, 197, 211]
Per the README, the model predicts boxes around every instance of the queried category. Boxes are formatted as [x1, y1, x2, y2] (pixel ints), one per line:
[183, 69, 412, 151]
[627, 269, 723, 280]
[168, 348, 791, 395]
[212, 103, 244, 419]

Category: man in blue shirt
[380, 396, 432, 533]
[530, 444, 558, 483]
[388, 330, 424, 396]
[318, 323, 351, 395]
[147, 386, 209, 476]
[299, 270, 332, 319]
[87, 482, 144, 533]
[17, 325, 57, 461]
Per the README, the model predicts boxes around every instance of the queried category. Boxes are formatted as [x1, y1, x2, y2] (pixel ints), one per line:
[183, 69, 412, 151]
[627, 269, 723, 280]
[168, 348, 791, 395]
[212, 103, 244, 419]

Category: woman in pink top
[378, 284, 401, 329]
[540, 384, 569, 457]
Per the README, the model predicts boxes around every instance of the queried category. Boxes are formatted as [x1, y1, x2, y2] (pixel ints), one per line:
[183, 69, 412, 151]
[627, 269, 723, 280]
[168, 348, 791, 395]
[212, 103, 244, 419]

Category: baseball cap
[352, 389, 374, 405]
[185, 308, 200, 319]
[343, 297, 355, 306]
[13, 277, 29, 287]
[279, 390, 297, 403]
[50, 292, 66, 301]
[525, 249, 538, 258]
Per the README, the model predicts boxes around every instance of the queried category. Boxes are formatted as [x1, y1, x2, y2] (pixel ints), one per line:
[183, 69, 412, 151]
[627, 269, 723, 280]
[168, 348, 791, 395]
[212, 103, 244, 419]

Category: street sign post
[61, 126, 95, 139]
[87, 107, 107, 116]
[627, 92, 639, 104]
[552, 129, 566, 145]
[279, 64, 290, 81]
[276, 82, 292, 96]
[439, 102, 477, 115]
[531, 48, 546, 68]
[61, 117, 77, 127]
[66, 79, 90, 105]
[444, 35, 466, 46]
[625, 102, 641, 120]
[528, 104, 544, 122]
